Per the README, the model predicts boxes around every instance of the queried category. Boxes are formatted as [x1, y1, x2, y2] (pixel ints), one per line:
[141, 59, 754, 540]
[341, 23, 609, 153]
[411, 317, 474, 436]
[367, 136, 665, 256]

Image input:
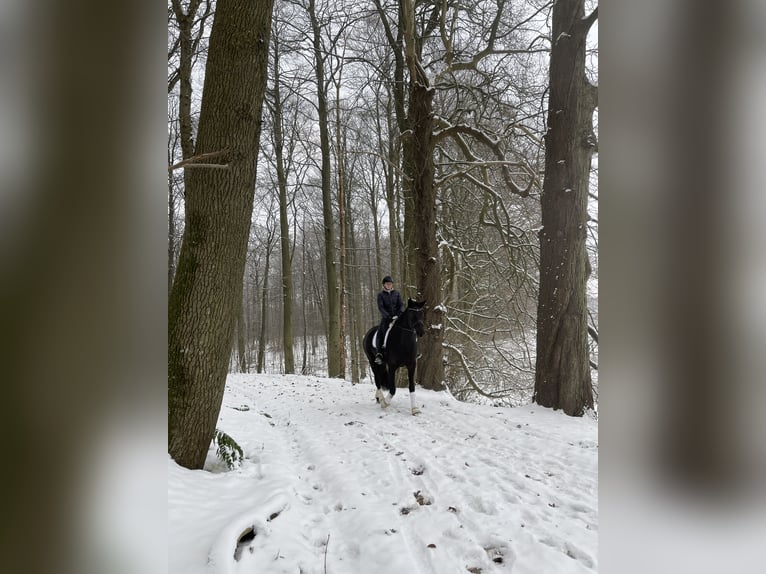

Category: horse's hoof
[376, 389, 389, 408]
[411, 407, 421, 416]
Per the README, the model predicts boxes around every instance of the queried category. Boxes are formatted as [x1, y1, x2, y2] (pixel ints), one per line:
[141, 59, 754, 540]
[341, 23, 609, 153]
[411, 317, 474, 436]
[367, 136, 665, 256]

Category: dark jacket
[377, 288, 404, 320]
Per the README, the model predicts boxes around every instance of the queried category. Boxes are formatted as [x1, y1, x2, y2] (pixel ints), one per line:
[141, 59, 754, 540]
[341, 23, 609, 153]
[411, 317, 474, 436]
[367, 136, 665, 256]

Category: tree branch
[582, 7, 598, 33]
[443, 343, 506, 400]
[168, 148, 230, 171]
[433, 120, 534, 197]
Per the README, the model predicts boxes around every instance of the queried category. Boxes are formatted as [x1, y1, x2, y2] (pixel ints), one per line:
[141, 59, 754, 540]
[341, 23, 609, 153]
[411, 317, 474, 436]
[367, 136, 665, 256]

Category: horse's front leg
[373, 365, 390, 408]
[408, 363, 420, 415]
[378, 367, 396, 408]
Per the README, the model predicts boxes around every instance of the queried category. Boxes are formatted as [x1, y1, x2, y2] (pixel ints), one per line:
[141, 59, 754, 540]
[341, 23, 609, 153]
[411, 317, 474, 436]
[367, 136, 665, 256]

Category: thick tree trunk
[534, 0, 596, 416]
[402, 0, 444, 392]
[409, 82, 444, 391]
[168, 0, 275, 470]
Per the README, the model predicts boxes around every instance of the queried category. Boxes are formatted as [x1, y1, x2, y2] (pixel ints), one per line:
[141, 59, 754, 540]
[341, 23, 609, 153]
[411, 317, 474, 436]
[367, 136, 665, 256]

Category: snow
[169, 373, 597, 574]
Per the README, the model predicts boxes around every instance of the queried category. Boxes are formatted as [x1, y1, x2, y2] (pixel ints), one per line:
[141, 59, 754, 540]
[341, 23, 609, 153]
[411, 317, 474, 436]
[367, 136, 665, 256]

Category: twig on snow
[324, 534, 330, 573]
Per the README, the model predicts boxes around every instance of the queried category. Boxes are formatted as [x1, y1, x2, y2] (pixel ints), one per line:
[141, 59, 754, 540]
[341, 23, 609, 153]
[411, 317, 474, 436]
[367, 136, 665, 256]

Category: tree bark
[168, 124, 179, 294]
[534, 0, 596, 416]
[168, 0, 275, 469]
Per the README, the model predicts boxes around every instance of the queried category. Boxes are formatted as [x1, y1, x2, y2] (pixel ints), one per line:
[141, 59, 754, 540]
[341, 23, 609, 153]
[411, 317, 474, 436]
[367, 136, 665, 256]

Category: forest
[168, 0, 598, 470]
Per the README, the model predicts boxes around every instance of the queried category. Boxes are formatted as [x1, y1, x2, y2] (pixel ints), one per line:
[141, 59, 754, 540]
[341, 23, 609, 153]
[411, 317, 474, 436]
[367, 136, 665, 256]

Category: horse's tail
[362, 326, 377, 361]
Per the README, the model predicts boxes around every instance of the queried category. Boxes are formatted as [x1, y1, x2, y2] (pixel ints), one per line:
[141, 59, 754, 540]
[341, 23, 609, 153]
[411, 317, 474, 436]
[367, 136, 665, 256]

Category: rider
[374, 275, 404, 365]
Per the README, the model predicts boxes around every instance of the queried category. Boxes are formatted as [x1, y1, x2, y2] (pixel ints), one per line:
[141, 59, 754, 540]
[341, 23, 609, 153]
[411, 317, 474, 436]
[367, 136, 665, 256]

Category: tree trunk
[168, 0, 275, 470]
[409, 83, 444, 391]
[171, 0, 200, 162]
[168, 139, 178, 294]
[308, 0, 341, 377]
[257, 231, 274, 374]
[402, 0, 444, 391]
[236, 301, 247, 373]
[534, 0, 596, 416]
[336, 78, 347, 379]
[373, 0, 414, 293]
[345, 178, 361, 384]
[272, 35, 295, 374]
[301, 219, 310, 375]
[168, 0, 202, 295]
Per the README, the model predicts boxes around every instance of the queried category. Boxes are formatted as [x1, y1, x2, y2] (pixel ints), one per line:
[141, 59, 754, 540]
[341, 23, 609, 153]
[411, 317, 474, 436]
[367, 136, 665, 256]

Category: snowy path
[169, 374, 598, 574]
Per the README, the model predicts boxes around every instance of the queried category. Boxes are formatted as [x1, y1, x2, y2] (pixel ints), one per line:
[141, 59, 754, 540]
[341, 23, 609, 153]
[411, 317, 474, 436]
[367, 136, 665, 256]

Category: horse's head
[405, 298, 426, 337]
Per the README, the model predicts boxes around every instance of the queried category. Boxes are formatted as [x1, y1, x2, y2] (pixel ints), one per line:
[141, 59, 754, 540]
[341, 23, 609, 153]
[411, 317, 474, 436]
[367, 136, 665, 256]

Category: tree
[533, 0, 597, 416]
[306, 0, 343, 377]
[401, 0, 445, 391]
[168, 0, 276, 469]
[270, 21, 296, 374]
[372, 0, 421, 294]
[168, 0, 214, 292]
[256, 221, 277, 374]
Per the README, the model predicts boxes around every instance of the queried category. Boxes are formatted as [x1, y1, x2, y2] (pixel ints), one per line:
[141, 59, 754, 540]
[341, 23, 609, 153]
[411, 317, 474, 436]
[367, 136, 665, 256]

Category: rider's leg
[374, 318, 388, 364]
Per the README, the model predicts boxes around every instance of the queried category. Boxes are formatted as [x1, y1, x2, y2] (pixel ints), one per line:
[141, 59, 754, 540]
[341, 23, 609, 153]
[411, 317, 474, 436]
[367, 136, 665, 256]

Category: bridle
[395, 308, 424, 335]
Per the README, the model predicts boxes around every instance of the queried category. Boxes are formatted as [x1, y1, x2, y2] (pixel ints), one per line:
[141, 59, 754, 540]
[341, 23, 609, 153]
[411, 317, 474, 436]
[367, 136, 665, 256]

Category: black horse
[363, 298, 426, 415]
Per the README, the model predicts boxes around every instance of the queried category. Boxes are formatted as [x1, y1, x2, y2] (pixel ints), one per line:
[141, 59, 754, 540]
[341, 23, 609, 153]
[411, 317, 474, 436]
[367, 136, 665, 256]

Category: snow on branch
[432, 119, 536, 197]
[443, 342, 507, 400]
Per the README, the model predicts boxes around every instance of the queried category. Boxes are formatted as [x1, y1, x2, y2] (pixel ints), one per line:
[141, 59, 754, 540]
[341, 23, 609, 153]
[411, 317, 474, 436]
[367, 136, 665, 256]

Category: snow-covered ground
[169, 374, 598, 573]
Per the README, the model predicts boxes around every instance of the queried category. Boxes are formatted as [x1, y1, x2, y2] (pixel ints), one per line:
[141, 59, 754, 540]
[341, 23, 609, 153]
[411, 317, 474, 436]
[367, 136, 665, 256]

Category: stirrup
[374, 352, 383, 364]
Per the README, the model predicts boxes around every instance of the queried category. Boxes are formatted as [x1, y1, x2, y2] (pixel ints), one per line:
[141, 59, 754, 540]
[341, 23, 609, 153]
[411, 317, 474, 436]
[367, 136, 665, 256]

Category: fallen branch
[324, 534, 330, 574]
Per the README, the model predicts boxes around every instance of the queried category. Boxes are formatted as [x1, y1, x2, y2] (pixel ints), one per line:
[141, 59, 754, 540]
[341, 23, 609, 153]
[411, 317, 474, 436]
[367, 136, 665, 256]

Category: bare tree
[257, 217, 278, 374]
[168, 1, 213, 290]
[304, 0, 343, 377]
[269, 19, 296, 374]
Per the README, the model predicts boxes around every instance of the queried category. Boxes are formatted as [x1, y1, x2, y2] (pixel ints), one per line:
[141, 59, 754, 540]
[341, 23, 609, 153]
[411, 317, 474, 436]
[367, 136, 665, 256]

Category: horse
[363, 298, 426, 415]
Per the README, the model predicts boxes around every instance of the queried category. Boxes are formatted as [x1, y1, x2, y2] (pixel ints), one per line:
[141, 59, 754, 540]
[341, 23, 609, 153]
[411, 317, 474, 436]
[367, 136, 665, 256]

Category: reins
[392, 312, 423, 335]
